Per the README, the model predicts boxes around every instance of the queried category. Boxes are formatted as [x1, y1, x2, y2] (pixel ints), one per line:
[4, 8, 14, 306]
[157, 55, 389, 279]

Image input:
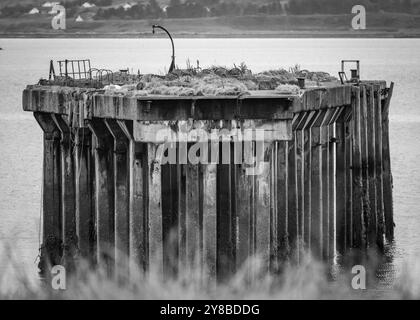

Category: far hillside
[2, 0, 420, 37]
[1, 0, 420, 20]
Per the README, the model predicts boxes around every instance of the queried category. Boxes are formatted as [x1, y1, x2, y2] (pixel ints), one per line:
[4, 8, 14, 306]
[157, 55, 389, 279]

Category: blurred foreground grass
[1, 242, 419, 300]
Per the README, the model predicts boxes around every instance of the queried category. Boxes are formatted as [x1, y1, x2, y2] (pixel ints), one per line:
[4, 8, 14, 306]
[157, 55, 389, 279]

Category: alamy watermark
[352, 5, 366, 30]
[351, 265, 367, 290]
[51, 4, 66, 30]
[154, 127, 268, 176]
[51, 265, 66, 290]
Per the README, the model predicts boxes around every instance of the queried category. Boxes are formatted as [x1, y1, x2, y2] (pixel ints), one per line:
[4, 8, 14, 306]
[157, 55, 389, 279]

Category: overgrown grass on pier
[57, 63, 337, 96]
[108, 64, 336, 96]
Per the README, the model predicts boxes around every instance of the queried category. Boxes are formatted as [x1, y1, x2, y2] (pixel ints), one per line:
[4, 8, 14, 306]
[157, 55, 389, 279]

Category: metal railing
[47, 59, 119, 88]
[58, 59, 92, 80]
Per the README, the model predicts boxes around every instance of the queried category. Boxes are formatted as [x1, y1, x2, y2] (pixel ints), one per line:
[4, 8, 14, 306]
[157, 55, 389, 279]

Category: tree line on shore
[0, 0, 417, 19]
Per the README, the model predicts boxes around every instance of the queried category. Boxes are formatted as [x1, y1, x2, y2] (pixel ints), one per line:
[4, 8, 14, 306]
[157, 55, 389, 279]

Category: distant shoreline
[1, 31, 420, 38]
[2, 13, 420, 39]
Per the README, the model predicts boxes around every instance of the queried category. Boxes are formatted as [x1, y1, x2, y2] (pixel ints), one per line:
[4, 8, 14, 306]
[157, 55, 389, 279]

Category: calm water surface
[0, 39, 419, 287]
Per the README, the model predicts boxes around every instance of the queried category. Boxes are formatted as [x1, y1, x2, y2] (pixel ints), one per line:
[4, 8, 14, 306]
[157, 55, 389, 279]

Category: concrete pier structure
[23, 80, 394, 279]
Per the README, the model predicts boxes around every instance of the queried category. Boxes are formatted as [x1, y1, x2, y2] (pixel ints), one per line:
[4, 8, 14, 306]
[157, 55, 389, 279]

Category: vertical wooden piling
[287, 131, 298, 262]
[270, 142, 278, 270]
[74, 127, 94, 259]
[327, 109, 340, 260]
[235, 142, 250, 271]
[352, 86, 365, 248]
[310, 110, 326, 259]
[230, 143, 238, 273]
[366, 86, 378, 247]
[320, 120, 329, 261]
[295, 113, 309, 252]
[203, 162, 217, 281]
[217, 140, 235, 281]
[343, 108, 354, 250]
[255, 142, 272, 273]
[105, 119, 129, 278]
[289, 113, 305, 262]
[186, 160, 202, 272]
[88, 119, 115, 269]
[382, 83, 394, 241]
[303, 111, 317, 249]
[373, 87, 385, 249]
[146, 143, 163, 275]
[118, 120, 146, 273]
[170, 161, 180, 275]
[320, 109, 336, 260]
[277, 140, 288, 266]
[335, 109, 346, 254]
[236, 139, 254, 275]
[178, 160, 187, 275]
[34, 112, 62, 271]
[335, 105, 354, 253]
[53, 115, 76, 268]
[360, 86, 370, 248]
[161, 154, 179, 278]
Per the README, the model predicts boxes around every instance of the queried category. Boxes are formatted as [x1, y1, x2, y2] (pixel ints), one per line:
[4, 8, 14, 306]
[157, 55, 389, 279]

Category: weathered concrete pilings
[23, 82, 394, 279]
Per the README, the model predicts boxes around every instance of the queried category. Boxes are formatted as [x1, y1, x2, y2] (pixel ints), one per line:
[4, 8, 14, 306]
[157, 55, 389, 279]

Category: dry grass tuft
[101, 63, 338, 97]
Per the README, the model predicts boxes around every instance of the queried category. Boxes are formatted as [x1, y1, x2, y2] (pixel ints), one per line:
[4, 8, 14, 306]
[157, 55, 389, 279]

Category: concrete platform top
[22, 81, 386, 122]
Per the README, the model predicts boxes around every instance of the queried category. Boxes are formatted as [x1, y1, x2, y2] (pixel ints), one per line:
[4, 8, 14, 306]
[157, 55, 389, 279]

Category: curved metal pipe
[152, 24, 175, 73]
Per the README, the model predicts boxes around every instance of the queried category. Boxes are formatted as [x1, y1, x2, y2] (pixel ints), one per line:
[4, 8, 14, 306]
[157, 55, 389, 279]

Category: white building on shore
[82, 2, 96, 9]
[28, 8, 40, 15]
[42, 2, 60, 7]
